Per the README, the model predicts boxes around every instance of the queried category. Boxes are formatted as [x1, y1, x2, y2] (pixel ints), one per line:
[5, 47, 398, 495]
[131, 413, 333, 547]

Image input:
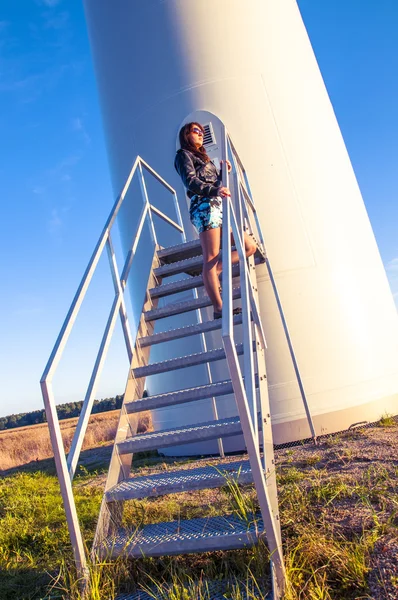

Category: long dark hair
[178, 122, 210, 162]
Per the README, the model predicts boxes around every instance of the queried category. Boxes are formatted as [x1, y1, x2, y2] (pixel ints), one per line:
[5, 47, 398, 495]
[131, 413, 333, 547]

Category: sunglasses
[191, 127, 203, 136]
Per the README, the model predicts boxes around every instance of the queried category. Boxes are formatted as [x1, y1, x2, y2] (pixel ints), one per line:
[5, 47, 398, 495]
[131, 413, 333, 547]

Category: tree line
[0, 395, 126, 431]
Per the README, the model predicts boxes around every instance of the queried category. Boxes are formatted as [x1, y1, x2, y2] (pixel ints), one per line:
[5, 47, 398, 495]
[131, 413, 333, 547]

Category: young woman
[174, 122, 256, 319]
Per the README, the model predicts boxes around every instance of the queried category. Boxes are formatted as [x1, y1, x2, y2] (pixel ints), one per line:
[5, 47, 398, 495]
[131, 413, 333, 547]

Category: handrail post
[222, 129, 286, 597]
[229, 145, 258, 441]
[219, 221, 286, 599]
[41, 381, 88, 581]
[138, 161, 157, 247]
[229, 205, 258, 444]
[221, 128, 233, 340]
[173, 190, 187, 244]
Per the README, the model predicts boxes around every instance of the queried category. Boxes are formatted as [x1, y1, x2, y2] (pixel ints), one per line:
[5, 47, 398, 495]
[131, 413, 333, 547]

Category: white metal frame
[219, 125, 316, 595]
[40, 157, 185, 578]
[219, 129, 285, 596]
[227, 137, 316, 443]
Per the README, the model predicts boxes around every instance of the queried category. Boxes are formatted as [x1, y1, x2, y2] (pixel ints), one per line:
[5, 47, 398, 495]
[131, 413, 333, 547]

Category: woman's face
[188, 125, 204, 149]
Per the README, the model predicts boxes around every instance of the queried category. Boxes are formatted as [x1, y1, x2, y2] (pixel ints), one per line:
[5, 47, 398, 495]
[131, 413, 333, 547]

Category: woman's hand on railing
[218, 186, 231, 197]
[220, 159, 232, 173]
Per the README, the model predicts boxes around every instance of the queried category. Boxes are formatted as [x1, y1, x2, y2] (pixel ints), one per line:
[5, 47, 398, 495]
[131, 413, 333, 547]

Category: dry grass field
[0, 409, 152, 472]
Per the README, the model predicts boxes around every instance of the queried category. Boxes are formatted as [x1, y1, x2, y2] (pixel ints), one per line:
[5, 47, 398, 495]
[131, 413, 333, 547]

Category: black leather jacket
[174, 148, 222, 199]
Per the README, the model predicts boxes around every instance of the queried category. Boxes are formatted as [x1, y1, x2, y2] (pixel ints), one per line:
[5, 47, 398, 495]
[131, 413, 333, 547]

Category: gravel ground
[275, 424, 398, 599]
[368, 536, 398, 600]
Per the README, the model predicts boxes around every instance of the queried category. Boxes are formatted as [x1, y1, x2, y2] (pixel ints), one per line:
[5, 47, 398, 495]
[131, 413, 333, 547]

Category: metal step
[157, 238, 265, 268]
[153, 245, 264, 279]
[126, 375, 259, 414]
[106, 459, 253, 502]
[139, 313, 243, 348]
[157, 239, 202, 264]
[125, 379, 234, 414]
[116, 578, 269, 599]
[116, 415, 245, 455]
[150, 273, 204, 299]
[132, 342, 248, 379]
[144, 287, 241, 321]
[154, 255, 204, 278]
[149, 260, 258, 299]
[101, 512, 264, 559]
[151, 256, 263, 300]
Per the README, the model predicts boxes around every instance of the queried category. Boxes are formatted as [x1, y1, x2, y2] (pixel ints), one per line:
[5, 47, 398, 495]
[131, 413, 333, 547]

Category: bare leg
[199, 227, 222, 312]
[216, 230, 257, 275]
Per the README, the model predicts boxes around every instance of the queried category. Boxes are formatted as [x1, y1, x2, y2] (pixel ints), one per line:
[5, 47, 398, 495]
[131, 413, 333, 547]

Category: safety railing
[221, 129, 317, 444]
[40, 156, 185, 578]
[219, 129, 286, 596]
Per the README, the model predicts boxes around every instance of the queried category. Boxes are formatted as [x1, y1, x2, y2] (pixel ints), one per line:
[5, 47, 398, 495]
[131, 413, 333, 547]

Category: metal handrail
[40, 156, 185, 577]
[220, 127, 286, 595]
[222, 129, 286, 599]
[225, 130, 316, 443]
[220, 124, 321, 595]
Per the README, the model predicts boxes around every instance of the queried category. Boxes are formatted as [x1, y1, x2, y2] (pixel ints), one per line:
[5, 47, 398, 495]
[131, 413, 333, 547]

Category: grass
[377, 413, 396, 427]
[0, 411, 151, 473]
[0, 423, 397, 599]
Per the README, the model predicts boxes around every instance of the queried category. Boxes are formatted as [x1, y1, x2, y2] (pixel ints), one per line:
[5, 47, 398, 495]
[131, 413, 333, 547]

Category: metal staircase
[40, 127, 316, 599]
[91, 228, 285, 598]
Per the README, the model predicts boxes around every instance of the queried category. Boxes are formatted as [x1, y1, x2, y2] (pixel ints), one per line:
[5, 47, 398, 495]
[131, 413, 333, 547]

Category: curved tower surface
[83, 0, 398, 450]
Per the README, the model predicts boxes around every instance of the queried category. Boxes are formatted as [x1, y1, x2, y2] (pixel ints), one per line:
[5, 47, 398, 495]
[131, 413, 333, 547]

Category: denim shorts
[189, 194, 223, 234]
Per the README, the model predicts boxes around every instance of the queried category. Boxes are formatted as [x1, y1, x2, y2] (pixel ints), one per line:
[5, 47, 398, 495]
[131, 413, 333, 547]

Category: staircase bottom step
[102, 513, 264, 559]
[116, 578, 270, 599]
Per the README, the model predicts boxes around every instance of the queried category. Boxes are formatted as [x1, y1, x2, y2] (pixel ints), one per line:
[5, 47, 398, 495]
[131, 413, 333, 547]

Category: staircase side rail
[239, 183, 265, 251]
[41, 154, 137, 384]
[149, 203, 184, 232]
[228, 138, 264, 248]
[230, 169, 258, 442]
[140, 158, 186, 244]
[220, 128, 286, 598]
[66, 163, 184, 481]
[40, 156, 185, 577]
[226, 132, 317, 444]
[227, 137, 266, 254]
[40, 157, 181, 387]
[220, 130, 265, 436]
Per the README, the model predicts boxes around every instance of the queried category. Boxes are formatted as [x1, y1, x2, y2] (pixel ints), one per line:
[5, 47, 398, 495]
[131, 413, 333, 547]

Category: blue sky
[0, 0, 397, 419]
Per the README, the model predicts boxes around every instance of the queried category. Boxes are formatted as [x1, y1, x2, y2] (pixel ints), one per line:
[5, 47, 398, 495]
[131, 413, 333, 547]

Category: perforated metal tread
[101, 512, 264, 559]
[149, 260, 256, 300]
[149, 273, 204, 299]
[144, 287, 241, 321]
[153, 247, 265, 279]
[125, 379, 235, 414]
[132, 342, 247, 379]
[116, 578, 269, 599]
[106, 459, 253, 502]
[116, 415, 246, 455]
[157, 238, 265, 266]
[157, 238, 202, 263]
[139, 313, 243, 348]
[154, 255, 204, 278]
